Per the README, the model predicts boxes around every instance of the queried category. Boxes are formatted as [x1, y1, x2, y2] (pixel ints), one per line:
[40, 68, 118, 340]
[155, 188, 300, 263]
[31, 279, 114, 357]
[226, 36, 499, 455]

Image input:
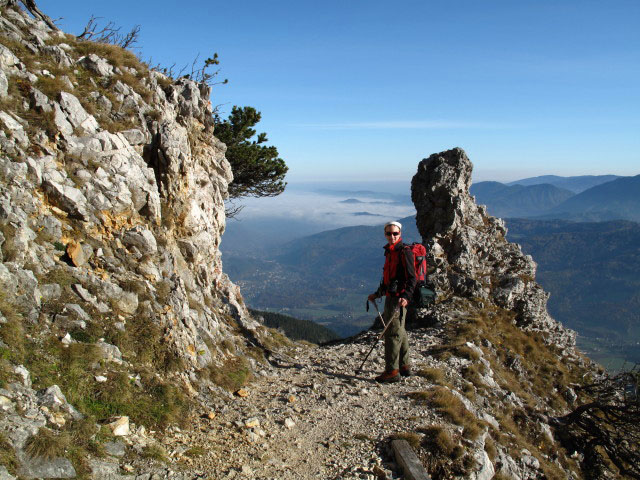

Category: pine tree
[214, 106, 288, 199]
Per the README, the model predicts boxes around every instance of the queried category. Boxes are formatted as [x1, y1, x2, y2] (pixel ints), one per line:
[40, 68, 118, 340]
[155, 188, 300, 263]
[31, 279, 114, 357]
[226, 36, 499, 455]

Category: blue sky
[41, 0, 639, 182]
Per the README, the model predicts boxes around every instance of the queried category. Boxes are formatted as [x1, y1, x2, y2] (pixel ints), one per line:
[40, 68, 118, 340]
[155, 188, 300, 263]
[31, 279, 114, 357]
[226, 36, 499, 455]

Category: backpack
[404, 243, 436, 308]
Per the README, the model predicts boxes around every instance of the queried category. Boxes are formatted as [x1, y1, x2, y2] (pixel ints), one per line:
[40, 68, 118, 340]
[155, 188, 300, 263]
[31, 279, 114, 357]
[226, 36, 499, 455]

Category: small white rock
[284, 418, 295, 429]
[108, 416, 130, 436]
[0, 395, 13, 411]
[95, 375, 108, 383]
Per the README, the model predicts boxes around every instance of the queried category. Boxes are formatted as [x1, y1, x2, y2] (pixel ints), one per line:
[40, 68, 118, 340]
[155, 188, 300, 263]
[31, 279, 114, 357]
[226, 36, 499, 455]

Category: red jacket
[375, 239, 417, 301]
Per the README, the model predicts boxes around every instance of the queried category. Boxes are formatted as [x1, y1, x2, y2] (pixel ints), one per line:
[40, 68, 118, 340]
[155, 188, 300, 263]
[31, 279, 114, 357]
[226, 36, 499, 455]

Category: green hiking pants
[383, 296, 410, 371]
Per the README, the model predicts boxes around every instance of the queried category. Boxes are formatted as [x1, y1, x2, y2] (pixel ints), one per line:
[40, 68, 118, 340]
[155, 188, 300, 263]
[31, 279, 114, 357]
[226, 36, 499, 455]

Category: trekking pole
[366, 298, 387, 329]
[355, 306, 399, 375]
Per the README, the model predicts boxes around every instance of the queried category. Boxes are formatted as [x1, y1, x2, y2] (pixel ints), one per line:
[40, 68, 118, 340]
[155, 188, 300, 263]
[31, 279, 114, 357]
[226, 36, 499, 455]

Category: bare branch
[18, 0, 58, 30]
[554, 366, 640, 478]
[76, 15, 140, 50]
[224, 200, 244, 219]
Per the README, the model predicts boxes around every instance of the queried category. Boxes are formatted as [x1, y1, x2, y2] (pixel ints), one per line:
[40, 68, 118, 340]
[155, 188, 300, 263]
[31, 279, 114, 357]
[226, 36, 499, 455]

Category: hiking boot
[375, 369, 400, 383]
[400, 365, 412, 377]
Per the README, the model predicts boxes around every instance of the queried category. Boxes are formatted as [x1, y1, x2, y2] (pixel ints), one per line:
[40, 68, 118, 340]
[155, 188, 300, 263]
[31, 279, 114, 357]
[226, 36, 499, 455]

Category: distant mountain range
[507, 174, 621, 193]
[471, 182, 574, 218]
[472, 174, 640, 221]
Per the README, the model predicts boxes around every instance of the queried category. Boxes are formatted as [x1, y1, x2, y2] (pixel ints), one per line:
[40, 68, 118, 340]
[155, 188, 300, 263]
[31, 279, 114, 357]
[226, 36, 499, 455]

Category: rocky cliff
[0, 4, 282, 479]
[412, 148, 576, 349]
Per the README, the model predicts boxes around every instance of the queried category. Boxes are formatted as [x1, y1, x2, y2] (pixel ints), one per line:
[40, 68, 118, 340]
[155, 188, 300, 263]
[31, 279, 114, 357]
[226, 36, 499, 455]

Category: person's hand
[398, 298, 409, 308]
[368, 293, 378, 302]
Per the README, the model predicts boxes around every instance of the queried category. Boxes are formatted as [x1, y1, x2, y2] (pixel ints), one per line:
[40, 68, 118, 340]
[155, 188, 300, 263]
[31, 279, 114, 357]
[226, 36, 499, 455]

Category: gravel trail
[176, 327, 444, 479]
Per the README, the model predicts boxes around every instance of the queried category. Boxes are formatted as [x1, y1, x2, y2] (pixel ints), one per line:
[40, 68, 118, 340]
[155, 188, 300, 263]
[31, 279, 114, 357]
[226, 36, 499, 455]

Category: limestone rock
[0, 111, 28, 146]
[66, 241, 87, 267]
[0, 43, 20, 70]
[120, 128, 147, 146]
[108, 416, 130, 436]
[58, 91, 99, 134]
[411, 148, 576, 348]
[0, 70, 7, 97]
[123, 226, 157, 255]
[77, 53, 114, 77]
[18, 456, 76, 479]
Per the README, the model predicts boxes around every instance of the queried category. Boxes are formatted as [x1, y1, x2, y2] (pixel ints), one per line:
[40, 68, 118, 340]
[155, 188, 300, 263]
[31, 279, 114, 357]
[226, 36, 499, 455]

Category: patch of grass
[23, 326, 189, 431]
[416, 366, 445, 384]
[0, 432, 18, 474]
[453, 344, 481, 361]
[38, 267, 77, 288]
[411, 387, 484, 440]
[142, 444, 168, 463]
[155, 280, 172, 304]
[106, 310, 185, 372]
[25, 427, 70, 459]
[461, 363, 487, 390]
[0, 294, 26, 365]
[79, 370, 190, 430]
[184, 446, 206, 457]
[36, 76, 73, 98]
[391, 432, 421, 450]
[420, 425, 461, 459]
[145, 108, 162, 122]
[0, 357, 17, 388]
[101, 114, 140, 134]
[408, 390, 431, 401]
[114, 72, 153, 103]
[260, 326, 293, 351]
[73, 40, 143, 71]
[484, 435, 498, 462]
[205, 356, 252, 392]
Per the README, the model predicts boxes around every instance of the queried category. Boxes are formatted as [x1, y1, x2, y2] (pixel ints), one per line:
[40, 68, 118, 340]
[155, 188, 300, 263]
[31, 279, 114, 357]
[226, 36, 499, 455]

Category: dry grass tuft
[420, 425, 461, 459]
[416, 366, 446, 384]
[25, 428, 70, 459]
[391, 432, 421, 450]
[411, 387, 484, 440]
[205, 356, 252, 392]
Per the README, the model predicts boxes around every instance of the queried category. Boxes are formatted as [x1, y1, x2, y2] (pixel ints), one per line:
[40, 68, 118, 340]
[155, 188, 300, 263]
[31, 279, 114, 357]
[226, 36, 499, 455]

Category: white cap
[384, 221, 402, 230]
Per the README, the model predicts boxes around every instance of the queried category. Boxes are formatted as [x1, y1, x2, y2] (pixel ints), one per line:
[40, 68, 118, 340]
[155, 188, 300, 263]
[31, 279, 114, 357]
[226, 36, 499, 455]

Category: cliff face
[0, 5, 278, 478]
[0, 4, 257, 371]
[412, 148, 576, 349]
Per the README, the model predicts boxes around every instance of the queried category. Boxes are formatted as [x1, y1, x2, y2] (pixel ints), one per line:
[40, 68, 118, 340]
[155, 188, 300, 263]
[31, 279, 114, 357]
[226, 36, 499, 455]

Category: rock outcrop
[0, 4, 276, 478]
[411, 148, 576, 348]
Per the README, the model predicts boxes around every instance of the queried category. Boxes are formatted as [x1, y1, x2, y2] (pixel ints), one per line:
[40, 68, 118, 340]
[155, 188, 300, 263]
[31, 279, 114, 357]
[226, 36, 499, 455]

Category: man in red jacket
[368, 221, 416, 383]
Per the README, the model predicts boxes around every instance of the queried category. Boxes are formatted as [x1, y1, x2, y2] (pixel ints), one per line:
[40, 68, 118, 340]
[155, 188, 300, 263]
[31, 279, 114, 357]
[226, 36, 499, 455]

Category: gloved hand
[367, 293, 378, 302]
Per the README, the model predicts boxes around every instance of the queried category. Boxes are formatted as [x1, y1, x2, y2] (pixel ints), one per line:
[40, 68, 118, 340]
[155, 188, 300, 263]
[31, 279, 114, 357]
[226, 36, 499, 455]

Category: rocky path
[171, 327, 445, 480]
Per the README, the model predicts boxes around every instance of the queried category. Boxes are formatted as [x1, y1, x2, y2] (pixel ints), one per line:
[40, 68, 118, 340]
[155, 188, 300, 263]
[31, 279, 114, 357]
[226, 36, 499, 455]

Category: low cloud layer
[229, 186, 415, 229]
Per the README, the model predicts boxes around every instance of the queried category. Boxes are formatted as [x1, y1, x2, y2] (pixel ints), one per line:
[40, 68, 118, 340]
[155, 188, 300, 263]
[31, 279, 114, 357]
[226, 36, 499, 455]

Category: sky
[39, 0, 640, 184]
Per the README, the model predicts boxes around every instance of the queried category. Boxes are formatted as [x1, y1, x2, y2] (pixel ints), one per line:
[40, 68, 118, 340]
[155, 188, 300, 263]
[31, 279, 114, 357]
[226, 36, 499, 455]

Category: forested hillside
[505, 218, 640, 365]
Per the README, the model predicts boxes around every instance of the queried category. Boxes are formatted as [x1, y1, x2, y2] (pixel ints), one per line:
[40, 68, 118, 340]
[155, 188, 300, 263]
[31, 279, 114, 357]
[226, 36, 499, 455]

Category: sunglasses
[385, 231, 401, 237]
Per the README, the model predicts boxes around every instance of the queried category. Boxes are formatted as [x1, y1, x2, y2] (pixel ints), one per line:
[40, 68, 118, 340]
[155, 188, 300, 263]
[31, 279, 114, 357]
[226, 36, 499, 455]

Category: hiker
[367, 221, 416, 383]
